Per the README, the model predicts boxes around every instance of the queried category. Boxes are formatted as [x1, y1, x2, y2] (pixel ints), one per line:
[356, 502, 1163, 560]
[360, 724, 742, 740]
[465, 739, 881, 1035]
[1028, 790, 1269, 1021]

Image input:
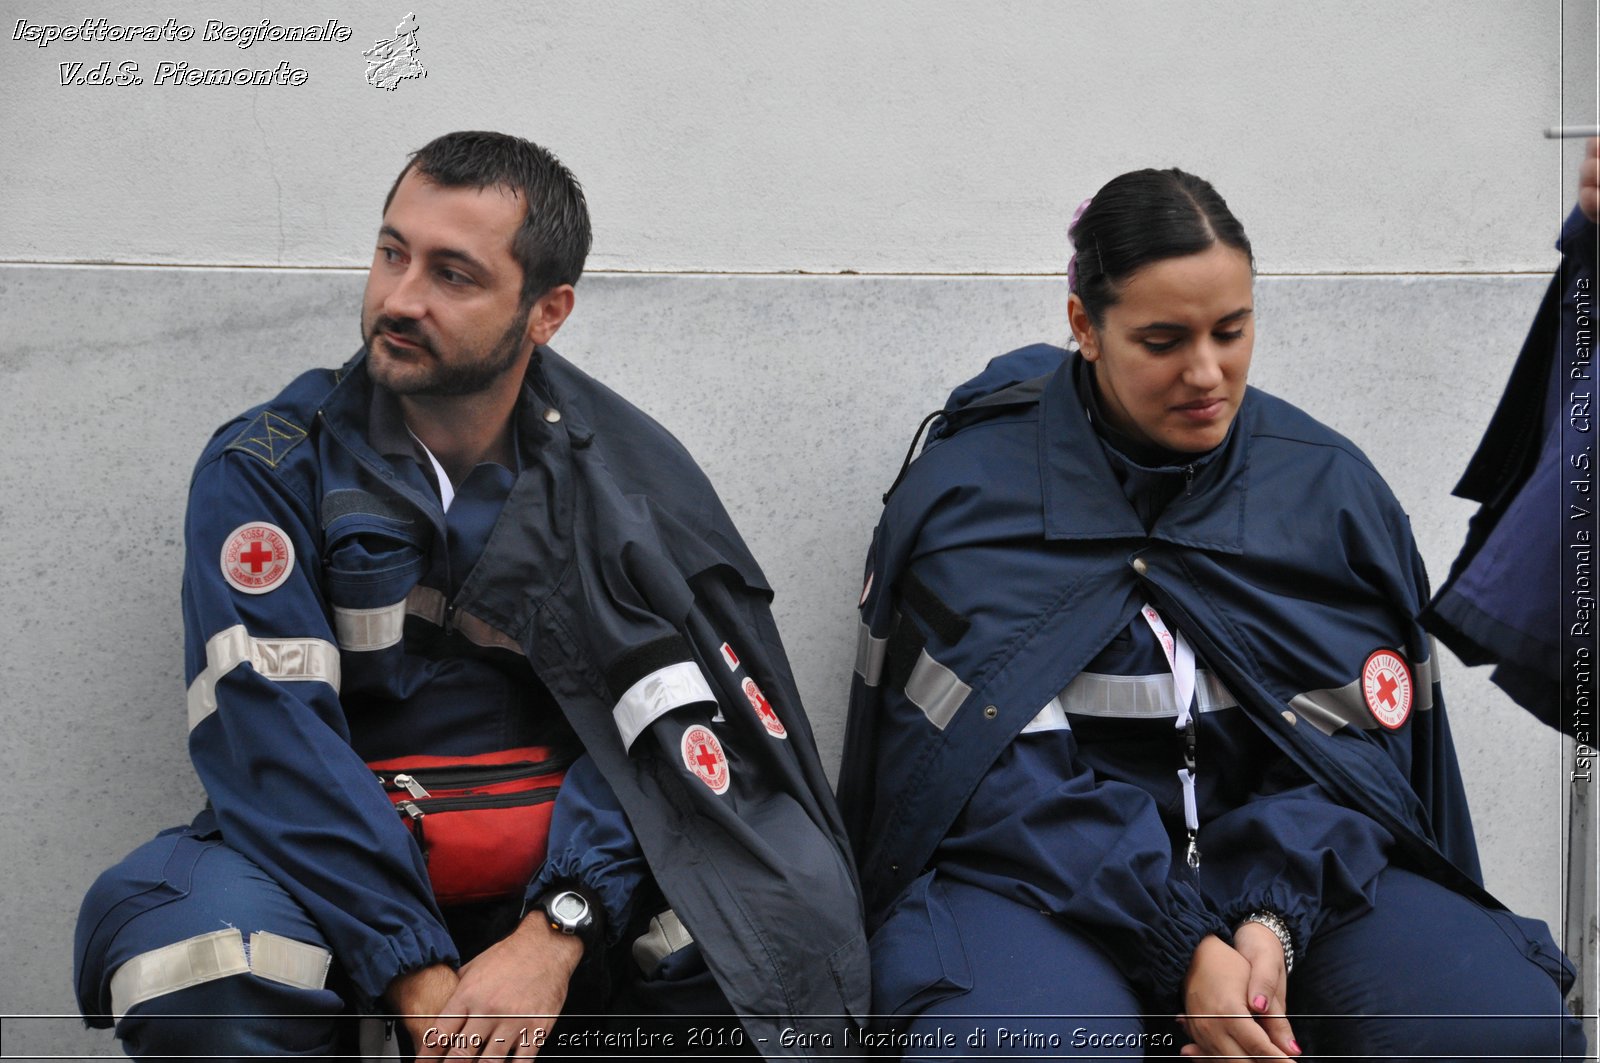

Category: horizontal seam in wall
[0, 262, 1557, 279]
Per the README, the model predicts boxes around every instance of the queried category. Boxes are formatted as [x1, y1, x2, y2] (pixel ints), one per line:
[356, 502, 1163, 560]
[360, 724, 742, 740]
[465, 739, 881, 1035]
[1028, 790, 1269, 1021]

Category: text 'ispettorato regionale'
[15, 18, 354, 87]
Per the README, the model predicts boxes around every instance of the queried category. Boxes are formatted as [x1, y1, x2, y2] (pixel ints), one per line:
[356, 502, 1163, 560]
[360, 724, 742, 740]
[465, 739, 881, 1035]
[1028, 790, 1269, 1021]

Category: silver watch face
[550, 891, 588, 925]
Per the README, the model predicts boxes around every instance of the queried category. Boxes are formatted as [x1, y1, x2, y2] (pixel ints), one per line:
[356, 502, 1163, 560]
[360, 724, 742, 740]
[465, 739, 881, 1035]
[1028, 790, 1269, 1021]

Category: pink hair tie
[1067, 196, 1093, 293]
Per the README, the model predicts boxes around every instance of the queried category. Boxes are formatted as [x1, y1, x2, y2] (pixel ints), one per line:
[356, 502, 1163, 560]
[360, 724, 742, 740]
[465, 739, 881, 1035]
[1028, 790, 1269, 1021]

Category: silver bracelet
[1238, 910, 1295, 975]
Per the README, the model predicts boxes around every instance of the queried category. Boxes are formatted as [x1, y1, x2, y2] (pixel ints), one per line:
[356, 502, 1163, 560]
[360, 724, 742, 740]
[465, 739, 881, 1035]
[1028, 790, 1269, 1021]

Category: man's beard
[364, 308, 530, 397]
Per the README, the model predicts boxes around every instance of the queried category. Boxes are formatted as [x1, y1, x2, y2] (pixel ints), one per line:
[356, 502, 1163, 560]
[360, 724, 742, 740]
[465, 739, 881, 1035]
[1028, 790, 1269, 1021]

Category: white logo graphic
[364, 13, 426, 91]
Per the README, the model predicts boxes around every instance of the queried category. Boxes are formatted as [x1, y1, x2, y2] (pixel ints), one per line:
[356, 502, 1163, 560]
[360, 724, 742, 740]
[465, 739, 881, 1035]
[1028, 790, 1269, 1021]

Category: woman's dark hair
[1068, 168, 1253, 327]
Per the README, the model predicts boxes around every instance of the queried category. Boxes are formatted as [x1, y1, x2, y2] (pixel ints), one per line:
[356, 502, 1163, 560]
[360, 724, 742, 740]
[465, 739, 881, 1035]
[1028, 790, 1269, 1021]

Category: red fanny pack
[367, 746, 571, 906]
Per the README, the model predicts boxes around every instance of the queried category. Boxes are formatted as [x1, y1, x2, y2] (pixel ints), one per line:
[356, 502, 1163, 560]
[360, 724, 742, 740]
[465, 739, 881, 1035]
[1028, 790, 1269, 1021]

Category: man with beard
[72, 131, 867, 1059]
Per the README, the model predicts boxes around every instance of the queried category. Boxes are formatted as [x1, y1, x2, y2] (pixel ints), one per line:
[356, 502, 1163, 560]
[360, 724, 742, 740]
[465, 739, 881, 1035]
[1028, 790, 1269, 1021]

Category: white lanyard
[1139, 603, 1201, 869]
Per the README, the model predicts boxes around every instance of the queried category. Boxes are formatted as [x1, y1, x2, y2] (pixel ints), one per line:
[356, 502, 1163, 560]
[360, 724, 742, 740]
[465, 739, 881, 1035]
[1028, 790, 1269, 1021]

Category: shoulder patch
[226, 411, 309, 468]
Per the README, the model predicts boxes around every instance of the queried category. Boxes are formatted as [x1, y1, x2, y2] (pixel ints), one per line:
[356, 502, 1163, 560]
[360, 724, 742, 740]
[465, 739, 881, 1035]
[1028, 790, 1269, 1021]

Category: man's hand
[1580, 138, 1599, 223]
[432, 913, 585, 1059]
[1179, 934, 1294, 1062]
[387, 963, 461, 1057]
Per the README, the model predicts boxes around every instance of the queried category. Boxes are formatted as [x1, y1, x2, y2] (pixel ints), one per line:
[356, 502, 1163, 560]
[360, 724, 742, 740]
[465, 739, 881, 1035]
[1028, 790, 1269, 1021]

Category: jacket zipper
[376, 754, 576, 796]
[398, 786, 562, 815]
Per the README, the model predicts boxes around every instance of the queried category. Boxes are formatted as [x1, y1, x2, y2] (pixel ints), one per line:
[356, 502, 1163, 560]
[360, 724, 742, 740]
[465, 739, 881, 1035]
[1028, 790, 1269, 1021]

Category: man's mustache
[372, 315, 434, 354]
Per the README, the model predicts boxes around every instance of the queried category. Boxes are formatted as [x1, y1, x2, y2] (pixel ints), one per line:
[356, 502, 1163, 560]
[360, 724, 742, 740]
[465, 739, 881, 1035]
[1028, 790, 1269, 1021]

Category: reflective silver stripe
[406, 584, 448, 625]
[453, 608, 524, 655]
[1290, 653, 1435, 737]
[110, 930, 248, 1021]
[613, 661, 716, 751]
[1020, 695, 1070, 734]
[854, 622, 887, 687]
[402, 587, 525, 655]
[1290, 680, 1372, 736]
[108, 930, 330, 1022]
[247, 931, 333, 992]
[1056, 669, 1236, 718]
[632, 908, 695, 971]
[904, 650, 970, 731]
[187, 625, 342, 730]
[333, 601, 406, 651]
[1414, 649, 1438, 712]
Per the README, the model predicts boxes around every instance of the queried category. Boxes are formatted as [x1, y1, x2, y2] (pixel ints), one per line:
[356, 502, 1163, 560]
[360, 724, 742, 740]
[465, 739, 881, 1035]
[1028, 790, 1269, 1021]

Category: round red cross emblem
[742, 678, 787, 739]
[1361, 649, 1413, 730]
[221, 522, 294, 595]
[681, 725, 730, 794]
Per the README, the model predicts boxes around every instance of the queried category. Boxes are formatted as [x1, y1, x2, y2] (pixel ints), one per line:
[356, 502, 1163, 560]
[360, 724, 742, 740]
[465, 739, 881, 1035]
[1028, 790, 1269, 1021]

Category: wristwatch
[540, 888, 600, 950]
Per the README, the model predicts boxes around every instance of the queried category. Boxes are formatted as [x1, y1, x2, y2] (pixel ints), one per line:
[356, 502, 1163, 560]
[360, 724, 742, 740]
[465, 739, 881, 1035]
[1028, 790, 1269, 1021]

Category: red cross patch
[681, 725, 730, 794]
[221, 522, 294, 595]
[1361, 649, 1413, 730]
[742, 677, 788, 739]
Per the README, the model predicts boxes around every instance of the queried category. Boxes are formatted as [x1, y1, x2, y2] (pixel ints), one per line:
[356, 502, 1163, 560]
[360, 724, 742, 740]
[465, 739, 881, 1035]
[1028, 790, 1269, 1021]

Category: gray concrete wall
[2, 0, 1595, 1055]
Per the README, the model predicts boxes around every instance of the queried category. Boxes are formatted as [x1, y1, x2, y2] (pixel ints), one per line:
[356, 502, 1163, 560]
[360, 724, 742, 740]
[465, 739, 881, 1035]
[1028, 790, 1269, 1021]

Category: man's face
[361, 170, 532, 397]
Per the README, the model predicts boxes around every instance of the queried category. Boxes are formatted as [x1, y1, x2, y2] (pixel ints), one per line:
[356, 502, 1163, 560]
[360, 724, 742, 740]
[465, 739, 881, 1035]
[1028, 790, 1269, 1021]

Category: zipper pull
[1184, 463, 1196, 494]
[398, 801, 428, 864]
[393, 774, 431, 799]
[1186, 833, 1201, 870]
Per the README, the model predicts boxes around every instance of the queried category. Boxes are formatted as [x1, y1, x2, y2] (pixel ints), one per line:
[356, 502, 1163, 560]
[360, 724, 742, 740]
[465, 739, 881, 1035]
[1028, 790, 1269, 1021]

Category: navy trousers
[871, 871, 1584, 1061]
[75, 824, 739, 1061]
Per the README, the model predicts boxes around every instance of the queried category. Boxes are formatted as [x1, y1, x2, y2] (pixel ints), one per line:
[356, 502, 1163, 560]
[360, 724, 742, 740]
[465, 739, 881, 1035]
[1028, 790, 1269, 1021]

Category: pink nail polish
[1290, 1039, 1302, 1055]
[1252, 994, 1267, 1011]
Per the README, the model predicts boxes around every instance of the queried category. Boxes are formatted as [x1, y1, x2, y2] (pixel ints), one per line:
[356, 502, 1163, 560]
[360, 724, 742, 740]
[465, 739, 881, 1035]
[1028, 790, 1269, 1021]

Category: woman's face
[1071, 243, 1255, 454]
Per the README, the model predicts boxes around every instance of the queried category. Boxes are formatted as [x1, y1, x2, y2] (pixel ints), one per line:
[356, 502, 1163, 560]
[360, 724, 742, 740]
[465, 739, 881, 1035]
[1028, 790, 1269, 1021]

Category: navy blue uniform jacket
[170, 347, 868, 1049]
[838, 347, 1491, 1002]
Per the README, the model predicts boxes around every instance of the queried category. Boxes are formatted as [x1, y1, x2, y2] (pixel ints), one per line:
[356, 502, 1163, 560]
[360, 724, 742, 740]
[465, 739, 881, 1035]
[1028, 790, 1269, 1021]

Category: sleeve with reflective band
[838, 346, 1496, 1004]
[182, 443, 456, 1004]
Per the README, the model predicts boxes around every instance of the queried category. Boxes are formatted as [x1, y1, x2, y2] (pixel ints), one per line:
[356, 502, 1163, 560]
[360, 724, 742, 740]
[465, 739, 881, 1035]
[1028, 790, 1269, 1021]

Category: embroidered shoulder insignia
[226, 411, 309, 468]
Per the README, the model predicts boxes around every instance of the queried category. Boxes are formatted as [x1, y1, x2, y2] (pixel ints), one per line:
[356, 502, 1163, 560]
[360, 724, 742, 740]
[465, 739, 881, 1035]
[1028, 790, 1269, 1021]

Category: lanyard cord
[1139, 603, 1201, 869]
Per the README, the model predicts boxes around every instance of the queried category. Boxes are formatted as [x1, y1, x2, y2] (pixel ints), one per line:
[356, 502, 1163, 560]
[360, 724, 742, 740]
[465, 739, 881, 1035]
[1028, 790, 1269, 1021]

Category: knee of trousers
[870, 873, 1152, 1056]
[75, 827, 345, 1043]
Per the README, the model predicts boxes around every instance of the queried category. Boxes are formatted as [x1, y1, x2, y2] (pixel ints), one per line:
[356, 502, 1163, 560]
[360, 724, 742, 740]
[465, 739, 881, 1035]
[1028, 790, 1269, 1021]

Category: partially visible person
[839, 167, 1585, 1060]
[73, 130, 867, 1059]
[1424, 137, 1599, 733]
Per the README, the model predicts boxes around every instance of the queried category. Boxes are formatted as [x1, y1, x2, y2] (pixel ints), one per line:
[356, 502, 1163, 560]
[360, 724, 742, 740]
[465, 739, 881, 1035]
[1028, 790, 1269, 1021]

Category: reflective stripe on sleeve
[632, 908, 696, 971]
[186, 624, 342, 730]
[108, 929, 330, 1022]
[1290, 653, 1434, 736]
[332, 601, 406, 652]
[1055, 668, 1236, 718]
[613, 661, 716, 752]
[854, 622, 887, 687]
[904, 650, 970, 731]
[338, 586, 525, 656]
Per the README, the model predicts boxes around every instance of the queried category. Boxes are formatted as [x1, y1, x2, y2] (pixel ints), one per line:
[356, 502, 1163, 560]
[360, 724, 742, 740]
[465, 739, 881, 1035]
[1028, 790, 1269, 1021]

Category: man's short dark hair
[384, 130, 592, 308]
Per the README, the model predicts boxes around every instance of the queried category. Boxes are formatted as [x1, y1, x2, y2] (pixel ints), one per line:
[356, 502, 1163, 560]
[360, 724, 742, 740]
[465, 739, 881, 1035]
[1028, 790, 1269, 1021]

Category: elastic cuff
[1218, 890, 1311, 965]
[526, 862, 637, 949]
[350, 926, 460, 1009]
[1137, 888, 1231, 1010]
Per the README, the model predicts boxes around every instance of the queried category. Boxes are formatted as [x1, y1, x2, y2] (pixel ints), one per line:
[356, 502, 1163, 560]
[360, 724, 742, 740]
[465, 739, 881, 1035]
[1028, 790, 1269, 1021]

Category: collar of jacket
[315, 346, 582, 646]
[1038, 354, 1249, 554]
